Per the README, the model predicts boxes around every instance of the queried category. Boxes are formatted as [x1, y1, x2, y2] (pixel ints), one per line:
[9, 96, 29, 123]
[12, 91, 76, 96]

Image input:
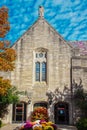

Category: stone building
[2, 6, 87, 125]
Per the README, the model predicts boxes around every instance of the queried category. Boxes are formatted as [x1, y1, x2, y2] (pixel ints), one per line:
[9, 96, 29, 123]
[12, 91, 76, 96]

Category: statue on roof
[39, 6, 44, 17]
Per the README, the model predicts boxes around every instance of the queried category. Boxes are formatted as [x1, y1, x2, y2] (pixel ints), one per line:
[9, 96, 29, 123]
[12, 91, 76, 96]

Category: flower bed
[14, 107, 58, 130]
[18, 120, 57, 130]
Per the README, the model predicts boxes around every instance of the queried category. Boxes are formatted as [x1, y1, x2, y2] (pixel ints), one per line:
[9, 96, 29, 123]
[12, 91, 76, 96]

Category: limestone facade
[1, 6, 87, 125]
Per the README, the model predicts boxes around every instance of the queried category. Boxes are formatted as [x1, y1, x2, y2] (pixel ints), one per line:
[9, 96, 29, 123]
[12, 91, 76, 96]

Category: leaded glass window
[42, 62, 46, 81]
[36, 62, 40, 81]
[35, 50, 47, 82]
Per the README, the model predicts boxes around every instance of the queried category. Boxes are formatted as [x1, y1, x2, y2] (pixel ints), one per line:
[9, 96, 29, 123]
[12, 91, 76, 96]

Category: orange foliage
[0, 6, 16, 71]
[0, 77, 11, 96]
[0, 40, 10, 49]
[0, 7, 17, 99]
[0, 57, 15, 71]
[0, 41, 4, 49]
[0, 48, 16, 71]
[0, 6, 10, 37]
[30, 107, 49, 121]
[5, 48, 16, 61]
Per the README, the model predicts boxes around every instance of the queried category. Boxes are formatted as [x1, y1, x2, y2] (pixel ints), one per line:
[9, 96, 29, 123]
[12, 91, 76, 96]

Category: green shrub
[76, 118, 87, 130]
[0, 120, 2, 128]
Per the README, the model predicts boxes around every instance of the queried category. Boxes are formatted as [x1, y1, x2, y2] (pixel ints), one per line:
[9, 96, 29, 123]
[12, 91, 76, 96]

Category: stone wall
[72, 56, 87, 90]
[11, 17, 72, 104]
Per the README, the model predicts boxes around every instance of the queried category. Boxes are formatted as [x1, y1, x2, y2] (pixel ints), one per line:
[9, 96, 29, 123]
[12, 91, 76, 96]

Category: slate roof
[69, 41, 87, 55]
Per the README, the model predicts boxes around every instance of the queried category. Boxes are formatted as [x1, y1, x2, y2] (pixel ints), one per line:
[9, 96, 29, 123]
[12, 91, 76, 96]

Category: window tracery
[35, 49, 47, 82]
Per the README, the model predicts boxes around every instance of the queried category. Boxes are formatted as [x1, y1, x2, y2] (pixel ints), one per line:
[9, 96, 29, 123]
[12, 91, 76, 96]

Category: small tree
[73, 79, 87, 118]
[0, 84, 19, 118]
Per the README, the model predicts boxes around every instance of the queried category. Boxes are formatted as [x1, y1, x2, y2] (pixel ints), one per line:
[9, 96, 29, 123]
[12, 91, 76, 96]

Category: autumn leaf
[0, 6, 10, 37]
[0, 77, 11, 95]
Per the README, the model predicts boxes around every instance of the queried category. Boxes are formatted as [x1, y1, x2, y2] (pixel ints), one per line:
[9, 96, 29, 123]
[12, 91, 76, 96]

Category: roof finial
[39, 6, 44, 17]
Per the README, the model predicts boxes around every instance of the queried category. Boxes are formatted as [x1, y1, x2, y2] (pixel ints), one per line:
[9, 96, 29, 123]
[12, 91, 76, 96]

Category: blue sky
[0, 0, 87, 45]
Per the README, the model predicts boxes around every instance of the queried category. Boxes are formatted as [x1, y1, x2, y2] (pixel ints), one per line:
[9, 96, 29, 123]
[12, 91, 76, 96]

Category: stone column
[26, 103, 33, 120]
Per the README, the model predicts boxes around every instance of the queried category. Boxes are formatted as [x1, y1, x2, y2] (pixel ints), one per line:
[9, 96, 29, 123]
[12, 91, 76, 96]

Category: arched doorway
[54, 102, 69, 124]
[12, 102, 27, 123]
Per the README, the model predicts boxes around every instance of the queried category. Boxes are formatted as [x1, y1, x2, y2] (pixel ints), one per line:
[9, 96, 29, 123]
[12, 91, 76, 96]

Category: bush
[0, 120, 2, 128]
[30, 107, 49, 122]
[76, 118, 87, 130]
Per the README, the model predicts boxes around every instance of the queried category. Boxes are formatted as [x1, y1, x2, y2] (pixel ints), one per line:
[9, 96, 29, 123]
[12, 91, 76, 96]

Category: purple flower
[24, 122, 33, 129]
[40, 120, 46, 124]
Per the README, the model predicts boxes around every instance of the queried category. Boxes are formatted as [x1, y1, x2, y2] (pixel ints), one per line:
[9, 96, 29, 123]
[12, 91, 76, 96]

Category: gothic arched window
[35, 50, 47, 82]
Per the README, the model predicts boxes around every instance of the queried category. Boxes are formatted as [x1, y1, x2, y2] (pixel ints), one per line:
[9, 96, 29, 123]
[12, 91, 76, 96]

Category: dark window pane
[42, 62, 46, 81]
[34, 102, 48, 108]
[36, 62, 40, 81]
